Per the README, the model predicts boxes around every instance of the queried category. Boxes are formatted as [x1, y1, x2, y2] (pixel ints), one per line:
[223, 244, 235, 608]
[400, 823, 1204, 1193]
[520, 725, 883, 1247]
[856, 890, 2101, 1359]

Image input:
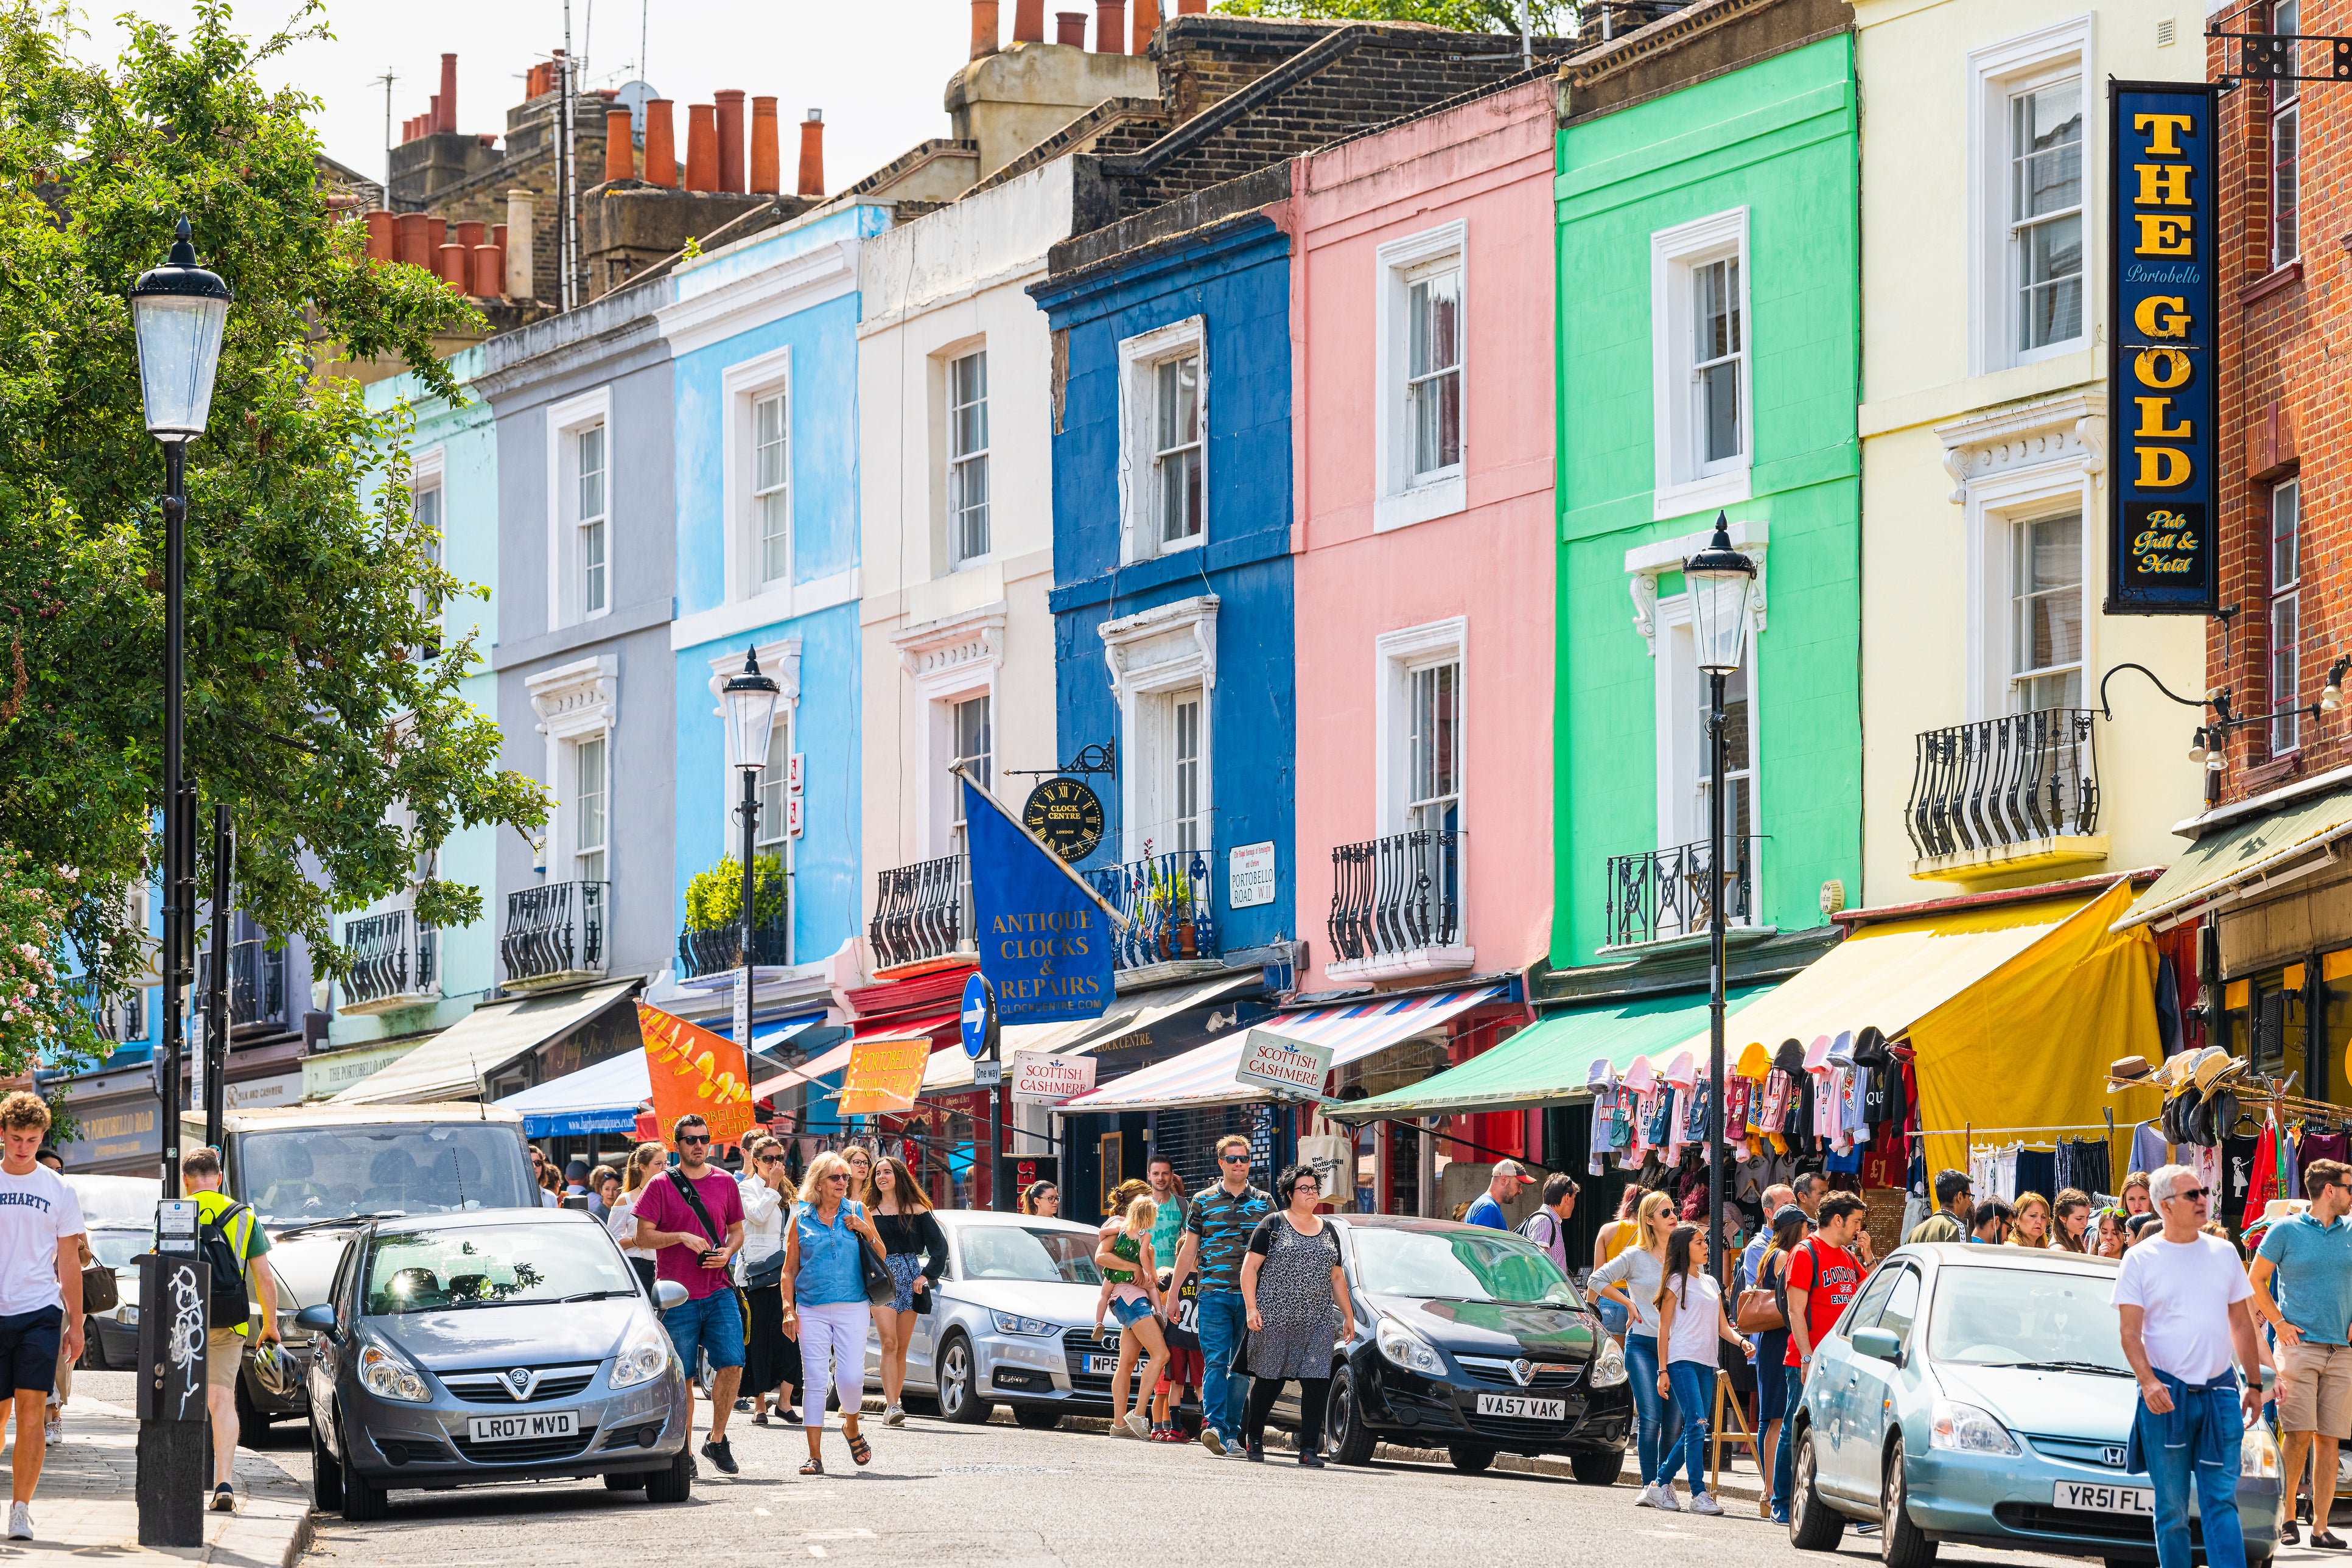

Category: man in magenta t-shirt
[630, 1113, 747, 1474]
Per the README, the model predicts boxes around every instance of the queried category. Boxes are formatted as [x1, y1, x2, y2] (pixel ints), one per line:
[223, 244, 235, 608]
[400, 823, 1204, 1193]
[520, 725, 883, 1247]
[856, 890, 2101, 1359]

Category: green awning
[1325, 984, 1776, 1123]
[2112, 786, 2352, 931]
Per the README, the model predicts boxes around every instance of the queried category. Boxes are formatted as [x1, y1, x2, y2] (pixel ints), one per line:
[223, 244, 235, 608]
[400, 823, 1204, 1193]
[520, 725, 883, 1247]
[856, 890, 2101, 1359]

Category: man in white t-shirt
[2112, 1163, 2264, 1568]
[0, 1093, 85, 1544]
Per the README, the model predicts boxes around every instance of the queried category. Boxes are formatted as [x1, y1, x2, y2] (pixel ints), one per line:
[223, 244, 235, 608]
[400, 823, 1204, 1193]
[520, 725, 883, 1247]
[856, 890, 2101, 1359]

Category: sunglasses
[824, 1172, 850, 1182]
[757, 1153, 784, 1164]
[678, 1134, 711, 1147]
[1219, 1153, 1250, 1164]
[2167, 1187, 2210, 1203]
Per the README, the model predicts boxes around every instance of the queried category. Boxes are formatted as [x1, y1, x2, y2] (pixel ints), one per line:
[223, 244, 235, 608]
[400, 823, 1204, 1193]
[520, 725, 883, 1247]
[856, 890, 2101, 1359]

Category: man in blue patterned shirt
[1165, 1133, 1272, 1457]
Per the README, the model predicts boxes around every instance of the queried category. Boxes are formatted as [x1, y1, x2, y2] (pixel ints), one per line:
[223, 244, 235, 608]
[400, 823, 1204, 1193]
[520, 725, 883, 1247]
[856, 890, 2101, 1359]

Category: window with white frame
[1373, 224, 1467, 532]
[414, 474, 443, 662]
[576, 422, 607, 615]
[1650, 209, 1751, 517]
[2273, 0, 2301, 270]
[754, 389, 789, 587]
[947, 350, 990, 566]
[1169, 690, 1204, 853]
[1119, 319, 1208, 560]
[1407, 264, 1462, 481]
[1692, 661, 1754, 857]
[573, 734, 608, 884]
[2272, 480, 2303, 754]
[1153, 353, 1204, 548]
[2010, 77, 2084, 355]
[757, 718, 792, 855]
[2009, 510, 2083, 712]
[1968, 22, 2091, 374]
[1406, 660, 1460, 841]
[947, 694, 991, 861]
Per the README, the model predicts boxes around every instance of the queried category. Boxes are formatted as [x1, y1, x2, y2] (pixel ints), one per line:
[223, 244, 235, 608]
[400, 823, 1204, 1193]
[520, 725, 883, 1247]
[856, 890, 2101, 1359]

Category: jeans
[1625, 1334, 1664, 1484]
[1195, 1290, 1250, 1439]
[2135, 1396, 2247, 1568]
[1774, 1358, 1804, 1513]
[1656, 1359, 1714, 1493]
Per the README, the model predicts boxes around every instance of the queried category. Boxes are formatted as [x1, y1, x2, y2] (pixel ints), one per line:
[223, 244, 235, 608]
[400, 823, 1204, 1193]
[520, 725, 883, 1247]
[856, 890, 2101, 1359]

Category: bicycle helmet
[247, 1340, 295, 1398]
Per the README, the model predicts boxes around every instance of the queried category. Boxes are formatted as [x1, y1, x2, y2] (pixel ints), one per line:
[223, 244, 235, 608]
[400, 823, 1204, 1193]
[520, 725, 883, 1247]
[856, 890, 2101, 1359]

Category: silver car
[860, 1209, 1127, 1429]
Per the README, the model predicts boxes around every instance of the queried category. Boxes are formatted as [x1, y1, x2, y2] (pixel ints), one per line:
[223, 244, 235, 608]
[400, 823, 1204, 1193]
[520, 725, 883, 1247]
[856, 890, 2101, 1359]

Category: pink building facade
[1289, 80, 1556, 1187]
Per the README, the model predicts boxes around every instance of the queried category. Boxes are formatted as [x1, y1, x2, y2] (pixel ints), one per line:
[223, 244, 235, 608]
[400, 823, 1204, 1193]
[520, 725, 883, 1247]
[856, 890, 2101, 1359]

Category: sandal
[799, 1456, 824, 1476]
[847, 1430, 872, 1467]
[2313, 1530, 2347, 1551]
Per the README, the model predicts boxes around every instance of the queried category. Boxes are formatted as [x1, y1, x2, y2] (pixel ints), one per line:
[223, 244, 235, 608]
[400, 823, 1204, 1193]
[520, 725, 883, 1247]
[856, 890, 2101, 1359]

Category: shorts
[886, 1252, 925, 1314]
[207, 1326, 248, 1390]
[661, 1287, 746, 1373]
[0, 1308, 63, 1399]
[2278, 1339, 2352, 1438]
[1158, 1345, 1203, 1391]
[1108, 1297, 1155, 1329]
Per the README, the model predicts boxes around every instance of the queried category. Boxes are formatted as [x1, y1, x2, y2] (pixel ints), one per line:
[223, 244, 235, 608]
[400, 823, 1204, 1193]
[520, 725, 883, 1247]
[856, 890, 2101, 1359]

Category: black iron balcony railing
[196, 938, 287, 1029]
[1088, 849, 1216, 970]
[345, 910, 439, 1009]
[502, 880, 609, 987]
[677, 917, 791, 980]
[69, 975, 145, 1044]
[1605, 836, 1754, 948]
[1906, 708, 2099, 863]
[1329, 829, 1462, 964]
[869, 855, 968, 971]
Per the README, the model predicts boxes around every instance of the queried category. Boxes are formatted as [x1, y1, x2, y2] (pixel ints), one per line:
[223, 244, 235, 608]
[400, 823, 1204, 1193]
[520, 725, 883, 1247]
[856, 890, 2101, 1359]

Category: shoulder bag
[1734, 1245, 1787, 1333]
[850, 1202, 897, 1305]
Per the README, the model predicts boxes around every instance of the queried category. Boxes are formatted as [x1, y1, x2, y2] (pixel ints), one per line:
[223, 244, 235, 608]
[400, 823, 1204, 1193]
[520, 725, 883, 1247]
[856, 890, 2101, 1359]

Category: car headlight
[990, 1311, 1059, 1337]
[1589, 1332, 1628, 1388]
[358, 1340, 430, 1404]
[2244, 1420, 2281, 1479]
[1928, 1398, 2019, 1455]
[116, 1303, 138, 1324]
[609, 1316, 674, 1390]
[1376, 1316, 1444, 1377]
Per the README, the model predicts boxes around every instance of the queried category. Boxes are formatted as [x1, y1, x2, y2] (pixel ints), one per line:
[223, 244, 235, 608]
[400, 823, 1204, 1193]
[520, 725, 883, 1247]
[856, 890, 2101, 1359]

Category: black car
[1261, 1215, 1633, 1477]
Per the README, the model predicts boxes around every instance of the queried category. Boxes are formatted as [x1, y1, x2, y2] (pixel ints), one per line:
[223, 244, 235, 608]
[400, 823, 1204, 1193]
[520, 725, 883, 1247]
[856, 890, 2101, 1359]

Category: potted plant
[682, 855, 787, 971]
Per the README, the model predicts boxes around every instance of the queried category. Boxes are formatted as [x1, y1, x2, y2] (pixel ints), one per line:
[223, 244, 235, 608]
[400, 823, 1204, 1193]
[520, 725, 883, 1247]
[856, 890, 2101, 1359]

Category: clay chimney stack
[1132, 0, 1157, 54]
[645, 99, 677, 187]
[1056, 11, 1087, 44]
[363, 210, 395, 262]
[749, 98, 780, 195]
[436, 241, 467, 289]
[797, 110, 825, 198]
[394, 212, 429, 267]
[971, 0, 1000, 58]
[685, 103, 718, 192]
[1013, 0, 1045, 42]
[437, 53, 457, 132]
[604, 108, 634, 182]
[1178, 0, 1204, 12]
[427, 94, 442, 133]
[715, 90, 746, 193]
[1094, 0, 1125, 51]
[452, 220, 485, 251]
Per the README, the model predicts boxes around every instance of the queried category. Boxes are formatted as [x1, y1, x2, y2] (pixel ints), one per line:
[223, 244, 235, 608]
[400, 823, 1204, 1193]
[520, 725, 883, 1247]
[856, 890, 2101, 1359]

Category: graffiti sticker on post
[2108, 80, 2219, 615]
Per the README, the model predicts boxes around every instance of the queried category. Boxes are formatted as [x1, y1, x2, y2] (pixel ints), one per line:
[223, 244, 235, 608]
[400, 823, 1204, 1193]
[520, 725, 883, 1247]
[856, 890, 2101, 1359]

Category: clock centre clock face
[1023, 778, 1104, 863]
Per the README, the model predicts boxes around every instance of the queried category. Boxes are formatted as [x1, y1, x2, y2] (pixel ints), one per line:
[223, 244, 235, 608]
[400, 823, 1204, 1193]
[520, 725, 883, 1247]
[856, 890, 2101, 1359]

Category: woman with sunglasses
[1020, 1181, 1061, 1218]
[864, 1155, 945, 1428]
[738, 1137, 803, 1427]
[779, 1150, 887, 1475]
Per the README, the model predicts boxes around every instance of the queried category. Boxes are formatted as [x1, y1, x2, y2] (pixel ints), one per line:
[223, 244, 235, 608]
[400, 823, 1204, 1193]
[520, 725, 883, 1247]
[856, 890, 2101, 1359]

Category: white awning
[332, 979, 641, 1105]
[920, 970, 1265, 1094]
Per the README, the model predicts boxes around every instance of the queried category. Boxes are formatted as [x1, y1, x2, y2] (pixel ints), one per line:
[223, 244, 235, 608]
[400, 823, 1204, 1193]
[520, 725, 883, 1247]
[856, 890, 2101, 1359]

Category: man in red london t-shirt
[1785, 1191, 1869, 1374]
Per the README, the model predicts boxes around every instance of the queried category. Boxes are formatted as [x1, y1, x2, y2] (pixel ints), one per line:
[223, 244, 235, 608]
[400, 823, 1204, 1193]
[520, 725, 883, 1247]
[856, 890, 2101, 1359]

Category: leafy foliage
[0, 850, 102, 1082]
[684, 855, 787, 933]
[1213, 0, 1584, 33]
[0, 2, 547, 994]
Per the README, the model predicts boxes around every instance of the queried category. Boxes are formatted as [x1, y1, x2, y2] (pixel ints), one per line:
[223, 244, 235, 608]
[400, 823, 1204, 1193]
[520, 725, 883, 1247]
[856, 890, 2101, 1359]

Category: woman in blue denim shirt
[781, 1150, 886, 1475]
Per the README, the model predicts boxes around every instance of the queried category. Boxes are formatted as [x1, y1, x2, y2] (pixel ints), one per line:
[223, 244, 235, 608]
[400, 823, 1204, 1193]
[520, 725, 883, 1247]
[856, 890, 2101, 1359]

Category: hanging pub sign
[2107, 80, 2220, 615]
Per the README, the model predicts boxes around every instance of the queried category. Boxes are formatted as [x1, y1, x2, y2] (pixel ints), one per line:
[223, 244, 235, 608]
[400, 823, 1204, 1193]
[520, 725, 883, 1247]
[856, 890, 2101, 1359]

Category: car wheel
[602, 1470, 649, 1491]
[1881, 1437, 1937, 1568]
[1324, 1365, 1377, 1466]
[1568, 1447, 1623, 1486]
[338, 1437, 388, 1524]
[1789, 1425, 1846, 1552]
[77, 1318, 106, 1371]
[1448, 1444, 1497, 1474]
[1011, 1405, 1063, 1430]
[309, 1418, 343, 1513]
[936, 1333, 993, 1426]
[643, 1446, 694, 1504]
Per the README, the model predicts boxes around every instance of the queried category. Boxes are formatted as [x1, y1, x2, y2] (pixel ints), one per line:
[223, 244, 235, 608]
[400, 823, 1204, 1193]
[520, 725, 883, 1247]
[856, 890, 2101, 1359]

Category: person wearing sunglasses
[738, 1137, 805, 1428]
[631, 1114, 749, 1475]
[2113, 1164, 2266, 1568]
[1163, 1134, 1273, 1458]
[779, 1150, 887, 1475]
[2249, 1157, 2352, 1546]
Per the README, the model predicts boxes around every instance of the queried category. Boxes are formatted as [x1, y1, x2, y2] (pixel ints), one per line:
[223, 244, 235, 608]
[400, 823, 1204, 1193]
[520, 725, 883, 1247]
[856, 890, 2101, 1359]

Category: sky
[72, 0, 998, 197]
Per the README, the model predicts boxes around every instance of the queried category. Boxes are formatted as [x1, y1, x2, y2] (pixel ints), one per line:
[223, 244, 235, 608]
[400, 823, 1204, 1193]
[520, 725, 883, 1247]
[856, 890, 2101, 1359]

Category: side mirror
[294, 1303, 337, 1337]
[654, 1279, 688, 1311]
[1851, 1326, 1902, 1365]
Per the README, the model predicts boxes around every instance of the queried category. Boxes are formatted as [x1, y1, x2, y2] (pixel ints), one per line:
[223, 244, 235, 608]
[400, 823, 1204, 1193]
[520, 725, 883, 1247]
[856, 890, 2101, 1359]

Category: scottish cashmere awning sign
[959, 769, 1122, 1027]
[2108, 81, 2220, 615]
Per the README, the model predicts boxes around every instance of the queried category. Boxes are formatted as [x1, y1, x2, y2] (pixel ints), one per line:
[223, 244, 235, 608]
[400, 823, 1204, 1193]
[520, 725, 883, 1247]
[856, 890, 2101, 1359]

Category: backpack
[197, 1199, 254, 1329]
[1516, 1208, 1559, 1257]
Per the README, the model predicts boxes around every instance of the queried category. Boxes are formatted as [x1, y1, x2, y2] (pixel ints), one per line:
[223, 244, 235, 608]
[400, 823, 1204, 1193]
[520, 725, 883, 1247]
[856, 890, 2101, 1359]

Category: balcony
[1328, 829, 1470, 982]
[197, 939, 287, 1032]
[1088, 849, 1217, 974]
[676, 919, 791, 982]
[501, 880, 609, 992]
[69, 976, 145, 1045]
[1603, 836, 1757, 952]
[868, 855, 970, 972]
[1906, 709, 2105, 882]
[341, 910, 441, 1014]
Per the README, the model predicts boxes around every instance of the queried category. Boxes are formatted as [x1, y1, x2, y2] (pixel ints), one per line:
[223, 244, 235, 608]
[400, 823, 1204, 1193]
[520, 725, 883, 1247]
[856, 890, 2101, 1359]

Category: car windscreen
[1925, 1264, 2132, 1373]
[236, 1125, 533, 1227]
[89, 1232, 147, 1270]
[955, 1225, 1103, 1285]
[363, 1224, 636, 1315]
[1349, 1227, 1582, 1306]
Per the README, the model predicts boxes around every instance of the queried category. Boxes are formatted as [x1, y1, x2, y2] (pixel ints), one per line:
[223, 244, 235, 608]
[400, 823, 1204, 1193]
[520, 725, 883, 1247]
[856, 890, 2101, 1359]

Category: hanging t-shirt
[2130, 1120, 2172, 1179]
[2298, 1132, 2350, 1194]
[0, 1164, 85, 1317]
[2220, 1134, 2259, 1223]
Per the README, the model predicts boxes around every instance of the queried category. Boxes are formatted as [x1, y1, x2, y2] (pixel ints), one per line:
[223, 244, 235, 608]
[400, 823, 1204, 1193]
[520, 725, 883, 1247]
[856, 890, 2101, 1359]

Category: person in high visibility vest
[180, 1149, 279, 1515]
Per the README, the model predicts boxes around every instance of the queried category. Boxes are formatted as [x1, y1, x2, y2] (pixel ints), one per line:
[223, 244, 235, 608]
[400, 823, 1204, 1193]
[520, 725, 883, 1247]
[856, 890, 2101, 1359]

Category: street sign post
[135, 1208, 208, 1547]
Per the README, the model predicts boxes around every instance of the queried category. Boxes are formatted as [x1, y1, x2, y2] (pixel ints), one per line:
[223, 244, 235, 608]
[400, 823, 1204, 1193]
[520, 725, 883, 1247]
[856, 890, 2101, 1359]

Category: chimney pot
[425, 215, 447, 254]
[471, 243, 503, 298]
[797, 109, 825, 198]
[492, 222, 508, 254]
[453, 220, 486, 250]
[714, 89, 746, 194]
[394, 212, 431, 267]
[685, 103, 719, 192]
[1178, 0, 1204, 11]
[1056, 10, 1087, 44]
[427, 93, 442, 133]
[645, 99, 677, 187]
[749, 97, 780, 195]
[603, 107, 635, 183]
[438, 52, 457, 133]
[504, 190, 535, 298]
[971, 0, 1000, 58]
[1013, 0, 1046, 41]
[1095, 0, 1125, 51]
[363, 209, 396, 263]
[1132, 0, 1157, 55]
[436, 242, 468, 289]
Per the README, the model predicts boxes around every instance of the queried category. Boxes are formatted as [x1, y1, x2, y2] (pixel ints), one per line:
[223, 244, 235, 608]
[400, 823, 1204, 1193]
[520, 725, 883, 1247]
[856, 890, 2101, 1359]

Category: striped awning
[1058, 985, 1505, 1115]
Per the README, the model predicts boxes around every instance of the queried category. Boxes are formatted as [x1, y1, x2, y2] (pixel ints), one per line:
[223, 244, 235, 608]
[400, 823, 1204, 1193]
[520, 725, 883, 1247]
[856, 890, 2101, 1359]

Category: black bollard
[134, 1251, 209, 1547]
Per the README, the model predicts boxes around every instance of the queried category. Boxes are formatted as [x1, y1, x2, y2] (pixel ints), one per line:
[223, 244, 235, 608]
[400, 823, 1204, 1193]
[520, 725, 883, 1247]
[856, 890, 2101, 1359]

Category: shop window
[2272, 480, 2302, 755]
[2274, 0, 2302, 270]
[2249, 966, 2308, 1093]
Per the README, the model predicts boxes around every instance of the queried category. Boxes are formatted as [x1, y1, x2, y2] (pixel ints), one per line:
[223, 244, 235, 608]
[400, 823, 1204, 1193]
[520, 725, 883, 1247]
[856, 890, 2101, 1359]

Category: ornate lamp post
[720, 648, 782, 1062]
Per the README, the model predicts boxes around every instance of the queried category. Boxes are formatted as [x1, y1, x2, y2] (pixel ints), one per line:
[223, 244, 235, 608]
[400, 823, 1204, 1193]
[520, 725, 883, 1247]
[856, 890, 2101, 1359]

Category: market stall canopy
[1059, 985, 1502, 1116]
[752, 1042, 852, 1099]
[1325, 984, 1777, 1122]
[2110, 785, 2352, 931]
[494, 1049, 648, 1137]
[920, 970, 1264, 1095]
[331, 978, 639, 1105]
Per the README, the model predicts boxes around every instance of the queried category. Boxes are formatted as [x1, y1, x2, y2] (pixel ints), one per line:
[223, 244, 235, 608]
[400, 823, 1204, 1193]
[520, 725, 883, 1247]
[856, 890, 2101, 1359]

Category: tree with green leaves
[1214, 0, 1584, 35]
[0, 0, 545, 1041]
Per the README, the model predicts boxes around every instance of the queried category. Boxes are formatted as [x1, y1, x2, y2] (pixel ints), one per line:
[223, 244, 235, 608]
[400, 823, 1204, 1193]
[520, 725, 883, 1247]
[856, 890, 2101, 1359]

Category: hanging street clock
[1022, 777, 1105, 862]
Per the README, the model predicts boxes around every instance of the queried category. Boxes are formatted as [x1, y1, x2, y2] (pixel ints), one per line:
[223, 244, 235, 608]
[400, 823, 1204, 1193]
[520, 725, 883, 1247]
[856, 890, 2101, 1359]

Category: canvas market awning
[1324, 984, 1777, 1123]
[920, 970, 1264, 1095]
[332, 979, 640, 1105]
[1059, 985, 1502, 1116]
[494, 1050, 649, 1137]
[2112, 785, 2352, 931]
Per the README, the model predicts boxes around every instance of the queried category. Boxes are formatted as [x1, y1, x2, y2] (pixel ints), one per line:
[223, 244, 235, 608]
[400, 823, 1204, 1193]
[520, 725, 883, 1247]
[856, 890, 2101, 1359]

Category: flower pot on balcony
[1177, 923, 1197, 959]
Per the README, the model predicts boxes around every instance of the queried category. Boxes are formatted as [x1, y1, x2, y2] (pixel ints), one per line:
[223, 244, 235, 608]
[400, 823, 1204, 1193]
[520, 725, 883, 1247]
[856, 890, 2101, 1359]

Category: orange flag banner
[637, 1002, 757, 1149]
[839, 1033, 933, 1116]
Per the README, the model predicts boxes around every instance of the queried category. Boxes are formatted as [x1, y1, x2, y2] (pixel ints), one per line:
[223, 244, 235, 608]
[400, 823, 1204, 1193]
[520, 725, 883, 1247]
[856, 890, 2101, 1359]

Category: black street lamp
[720, 648, 782, 1065]
[130, 218, 229, 1203]
[1683, 513, 1756, 1289]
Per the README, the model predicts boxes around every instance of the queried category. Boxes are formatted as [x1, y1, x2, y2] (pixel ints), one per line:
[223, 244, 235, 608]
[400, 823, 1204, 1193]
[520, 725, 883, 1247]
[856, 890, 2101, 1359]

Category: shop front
[54, 1066, 163, 1176]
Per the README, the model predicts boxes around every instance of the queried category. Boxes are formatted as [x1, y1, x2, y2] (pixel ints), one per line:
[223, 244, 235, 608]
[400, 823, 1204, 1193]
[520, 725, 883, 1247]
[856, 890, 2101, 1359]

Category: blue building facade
[1029, 205, 1298, 970]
